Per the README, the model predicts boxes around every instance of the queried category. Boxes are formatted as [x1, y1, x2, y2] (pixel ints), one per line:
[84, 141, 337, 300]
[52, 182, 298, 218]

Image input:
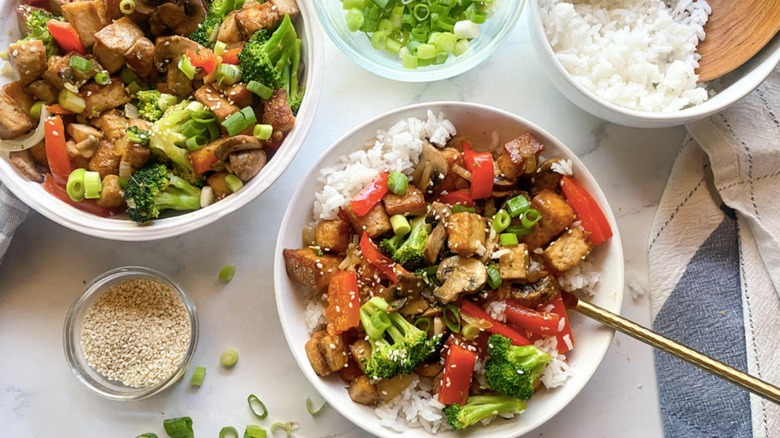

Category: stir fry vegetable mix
[284, 129, 613, 430]
[1, 0, 305, 222]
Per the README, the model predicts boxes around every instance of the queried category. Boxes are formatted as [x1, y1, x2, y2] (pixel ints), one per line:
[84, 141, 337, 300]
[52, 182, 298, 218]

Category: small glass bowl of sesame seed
[63, 266, 198, 400]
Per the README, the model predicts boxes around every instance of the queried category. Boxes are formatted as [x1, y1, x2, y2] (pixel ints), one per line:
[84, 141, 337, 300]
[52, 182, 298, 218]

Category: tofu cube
[315, 218, 352, 254]
[543, 226, 593, 272]
[446, 212, 487, 257]
[521, 189, 575, 249]
[382, 184, 427, 217]
[497, 132, 545, 180]
[499, 244, 530, 281]
[282, 248, 340, 293]
[343, 203, 392, 238]
[7, 39, 46, 86]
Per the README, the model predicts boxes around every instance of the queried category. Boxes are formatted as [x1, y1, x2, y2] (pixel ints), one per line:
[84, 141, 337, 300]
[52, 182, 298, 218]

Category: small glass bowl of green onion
[312, 0, 525, 82]
[63, 266, 199, 400]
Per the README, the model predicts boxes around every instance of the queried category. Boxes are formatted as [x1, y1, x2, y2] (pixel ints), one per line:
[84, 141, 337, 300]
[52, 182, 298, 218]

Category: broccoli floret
[189, 0, 236, 47]
[381, 216, 430, 270]
[135, 90, 178, 122]
[359, 297, 436, 379]
[126, 126, 150, 145]
[379, 233, 405, 256]
[443, 395, 527, 430]
[281, 37, 304, 114]
[124, 163, 201, 223]
[485, 334, 552, 400]
[149, 100, 202, 185]
[21, 9, 60, 57]
[238, 15, 299, 90]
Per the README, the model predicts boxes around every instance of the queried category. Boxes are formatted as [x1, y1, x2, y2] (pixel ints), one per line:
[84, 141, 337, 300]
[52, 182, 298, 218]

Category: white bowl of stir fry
[0, 0, 322, 240]
[275, 102, 623, 437]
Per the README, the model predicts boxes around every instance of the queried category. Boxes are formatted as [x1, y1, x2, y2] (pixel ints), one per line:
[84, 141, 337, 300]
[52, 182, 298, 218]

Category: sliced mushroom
[230, 149, 267, 182]
[506, 274, 560, 308]
[154, 0, 207, 36]
[533, 158, 566, 193]
[423, 221, 448, 265]
[412, 143, 449, 192]
[214, 135, 264, 161]
[434, 256, 488, 304]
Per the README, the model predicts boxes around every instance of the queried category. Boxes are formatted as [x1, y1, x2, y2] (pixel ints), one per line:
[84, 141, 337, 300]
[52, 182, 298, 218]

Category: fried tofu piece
[217, 11, 244, 44]
[3, 82, 35, 120]
[26, 79, 57, 103]
[305, 329, 348, 377]
[7, 39, 47, 86]
[521, 189, 576, 249]
[446, 212, 487, 257]
[349, 339, 371, 373]
[223, 83, 254, 108]
[90, 110, 127, 142]
[61, 0, 108, 47]
[81, 80, 131, 118]
[305, 330, 330, 376]
[499, 244, 530, 281]
[262, 88, 296, 132]
[269, 0, 299, 17]
[92, 17, 144, 73]
[314, 218, 352, 254]
[88, 140, 121, 178]
[206, 172, 232, 199]
[542, 226, 592, 272]
[124, 38, 157, 82]
[235, 1, 280, 36]
[122, 141, 150, 169]
[282, 247, 340, 293]
[9, 150, 43, 182]
[0, 89, 33, 140]
[96, 174, 124, 208]
[348, 375, 380, 406]
[497, 132, 545, 180]
[343, 203, 392, 238]
[194, 84, 240, 122]
[383, 184, 427, 217]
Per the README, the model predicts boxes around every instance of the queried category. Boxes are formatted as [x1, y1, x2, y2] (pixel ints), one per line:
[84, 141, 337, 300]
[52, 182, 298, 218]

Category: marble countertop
[0, 9, 685, 437]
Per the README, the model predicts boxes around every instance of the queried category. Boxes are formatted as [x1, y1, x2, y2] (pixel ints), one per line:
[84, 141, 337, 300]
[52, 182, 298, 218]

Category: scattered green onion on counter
[190, 366, 206, 387]
[220, 348, 239, 367]
[219, 426, 239, 438]
[306, 397, 328, 416]
[135, 434, 158, 438]
[163, 417, 194, 438]
[270, 421, 297, 438]
[219, 265, 236, 282]
[244, 425, 267, 438]
[247, 393, 268, 419]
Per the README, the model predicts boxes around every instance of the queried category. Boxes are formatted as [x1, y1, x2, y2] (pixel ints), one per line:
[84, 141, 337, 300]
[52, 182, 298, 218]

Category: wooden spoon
[561, 291, 780, 404]
[696, 0, 780, 82]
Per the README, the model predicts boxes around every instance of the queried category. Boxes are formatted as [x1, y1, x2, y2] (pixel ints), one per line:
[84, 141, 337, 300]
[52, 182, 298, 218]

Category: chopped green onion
[361, 4, 381, 31]
[185, 134, 209, 151]
[120, 67, 138, 84]
[492, 209, 511, 232]
[270, 422, 296, 438]
[377, 18, 394, 33]
[178, 54, 196, 80]
[83, 171, 102, 199]
[222, 111, 250, 136]
[500, 233, 519, 246]
[119, 0, 136, 14]
[58, 89, 86, 113]
[443, 303, 461, 333]
[219, 426, 239, 438]
[454, 20, 480, 39]
[414, 317, 430, 332]
[521, 209, 542, 228]
[246, 80, 274, 100]
[247, 394, 268, 419]
[461, 323, 480, 340]
[225, 174, 244, 193]
[179, 120, 206, 138]
[68, 55, 92, 72]
[240, 106, 257, 125]
[451, 205, 476, 214]
[416, 43, 436, 60]
[453, 38, 470, 56]
[206, 122, 220, 140]
[306, 397, 328, 416]
[345, 8, 365, 32]
[30, 101, 43, 119]
[244, 425, 267, 438]
[136, 434, 158, 438]
[221, 348, 239, 367]
[253, 124, 273, 141]
[367, 311, 391, 339]
[385, 38, 402, 55]
[412, 3, 429, 21]
[190, 366, 206, 387]
[342, 0, 365, 9]
[66, 168, 86, 202]
[387, 171, 408, 195]
[219, 265, 236, 282]
[191, 109, 216, 124]
[506, 195, 530, 217]
[214, 41, 227, 56]
[401, 52, 418, 69]
[163, 417, 194, 438]
[371, 30, 389, 50]
[94, 71, 111, 85]
[215, 63, 242, 86]
[429, 32, 456, 53]
[390, 214, 411, 235]
[486, 263, 502, 289]
[464, 4, 487, 24]
[505, 225, 533, 236]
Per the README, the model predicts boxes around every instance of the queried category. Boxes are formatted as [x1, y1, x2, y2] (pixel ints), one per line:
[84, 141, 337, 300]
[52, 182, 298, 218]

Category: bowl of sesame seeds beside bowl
[527, 0, 780, 128]
[63, 266, 198, 400]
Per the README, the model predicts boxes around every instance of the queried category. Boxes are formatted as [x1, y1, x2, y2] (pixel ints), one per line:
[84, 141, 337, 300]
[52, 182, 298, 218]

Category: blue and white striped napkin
[649, 66, 780, 438]
[0, 182, 28, 263]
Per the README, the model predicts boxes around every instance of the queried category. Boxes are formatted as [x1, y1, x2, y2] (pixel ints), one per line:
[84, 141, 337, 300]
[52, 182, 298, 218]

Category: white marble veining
[0, 9, 683, 437]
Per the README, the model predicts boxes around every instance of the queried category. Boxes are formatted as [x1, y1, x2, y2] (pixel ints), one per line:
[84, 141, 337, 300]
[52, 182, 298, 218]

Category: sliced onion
[200, 185, 215, 208]
[0, 106, 50, 152]
[461, 311, 493, 330]
[124, 103, 138, 119]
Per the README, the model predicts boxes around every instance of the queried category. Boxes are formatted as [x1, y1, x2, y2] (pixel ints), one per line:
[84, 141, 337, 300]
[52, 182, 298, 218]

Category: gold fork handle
[574, 299, 780, 405]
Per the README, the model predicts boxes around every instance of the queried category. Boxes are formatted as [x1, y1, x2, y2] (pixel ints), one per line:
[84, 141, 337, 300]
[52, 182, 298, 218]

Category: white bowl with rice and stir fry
[0, 0, 322, 240]
[528, 0, 780, 128]
[274, 102, 623, 437]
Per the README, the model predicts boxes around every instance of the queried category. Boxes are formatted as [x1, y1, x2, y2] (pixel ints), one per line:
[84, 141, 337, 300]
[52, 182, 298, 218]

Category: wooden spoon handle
[572, 298, 780, 405]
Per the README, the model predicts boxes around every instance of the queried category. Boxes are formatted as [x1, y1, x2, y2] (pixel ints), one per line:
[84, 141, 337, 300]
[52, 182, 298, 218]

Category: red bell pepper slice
[350, 172, 389, 217]
[462, 141, 494, 200]
[438, 343, 477, 405]
[186, 49, 219, 74]
[46, 20, 86, 55]
[359, 232, 408, 284]
[459, 300, 530, 346]
[44, 115, 72, 185]
[326, 271, 361, 334]
[538, 293, 574, 354]
[43, 174, 120, 217]
[220, 48, 242, 65]
[560, 175, 613, 246]
[436, 189, 474, 207]
[504, 300, 561, 337]
[46, 104, 74, 116]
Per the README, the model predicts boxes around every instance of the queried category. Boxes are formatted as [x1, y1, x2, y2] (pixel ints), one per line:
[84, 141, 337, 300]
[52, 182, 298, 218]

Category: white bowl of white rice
[274, 102, 624, 437]
[528, 0, 780, 128]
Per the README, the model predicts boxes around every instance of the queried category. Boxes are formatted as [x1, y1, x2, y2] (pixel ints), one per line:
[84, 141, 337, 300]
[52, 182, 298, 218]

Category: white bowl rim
[274, 101, 625, 438]
[526, 0, 780, 121]
[0, 2, 325, 241]
[312, 0, 526, 82]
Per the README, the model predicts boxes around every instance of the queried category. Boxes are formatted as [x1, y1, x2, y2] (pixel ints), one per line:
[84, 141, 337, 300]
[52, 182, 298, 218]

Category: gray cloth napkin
[649, 66, 780, 437]
[0, 182, 29, 262]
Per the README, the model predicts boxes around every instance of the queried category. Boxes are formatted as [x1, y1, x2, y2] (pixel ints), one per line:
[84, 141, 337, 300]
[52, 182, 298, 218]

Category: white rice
[313, 111, 456, 221]
[304, 296, 327, 333]
[558, 258, 601, 296]
[486, 300, 508, 322]
[541, 0, 711, 112]
[533, 337, 575, 389]
[375, 376, 452, 434]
